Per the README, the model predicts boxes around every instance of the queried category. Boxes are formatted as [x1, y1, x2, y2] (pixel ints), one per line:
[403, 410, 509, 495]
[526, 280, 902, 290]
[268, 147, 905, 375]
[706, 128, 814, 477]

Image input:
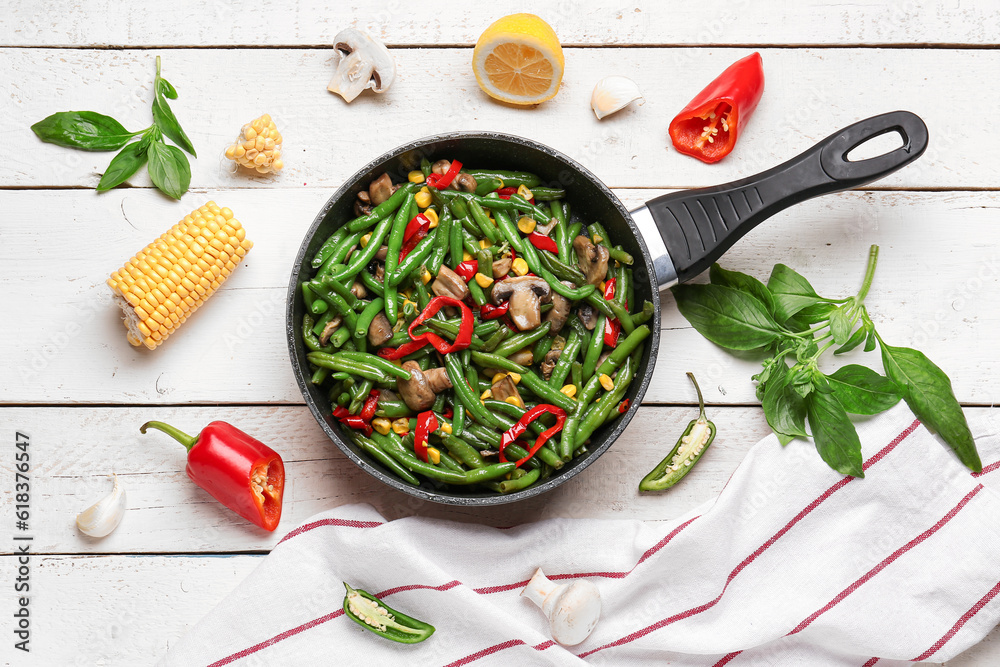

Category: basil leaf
[879, 339, 981, 471]
[788, 365, 815, 399]
[709, 264, 775, 313]
[147, 140, 191, 200]
[767, 264, 826, 322]
[762, 363, 809, 439]
[673, 284, 785, 351]
[864, 326, 878, 352]
[826, 365, 901, 415]
[806, 390, 864, 477]
[828, 305, 853, 345]
[31, 111, 136, 151]
[96, 139, 149, 192]
[156, 75, 178, 99]
[834, 322, 868, 355]
[152, 96, 197, 157]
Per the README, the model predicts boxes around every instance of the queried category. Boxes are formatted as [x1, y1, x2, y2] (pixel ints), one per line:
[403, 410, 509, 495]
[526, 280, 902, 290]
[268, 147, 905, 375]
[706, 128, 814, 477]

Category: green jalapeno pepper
[342, 582, 435, 644]
[639, 373, 716, 491]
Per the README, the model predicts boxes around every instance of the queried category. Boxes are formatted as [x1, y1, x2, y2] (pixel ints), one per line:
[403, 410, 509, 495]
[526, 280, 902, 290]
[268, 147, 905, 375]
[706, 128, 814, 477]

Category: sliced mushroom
[319, 316, 343, 346]
[577, 303, 599, 330]
[354, 199, 372, 217]
[374, 264, 385, 283]
[357, 190, 371, 205]
[535, 218, 558, 236]
[490, 374, 522, 406]
[508, 348, 535, 366]
[351, 280, 367, 299]
[545, 281, 573, 333]
[573, 235, 610, 286]
[492, 255, 513, 279]
[368, 173, 394, 206]
[540, 348, 562, 380]
[396, 361, 436, 412]
[431, 265, 470, 301]
[424, 367, 453, 394]
[374, 245, 389, 262]
[327, 28, 396, 103]
[491, 276, 552, 331]
[431, 159, 451, 175]
[367, 312, 393, 347]
[451, 172, 478, 193]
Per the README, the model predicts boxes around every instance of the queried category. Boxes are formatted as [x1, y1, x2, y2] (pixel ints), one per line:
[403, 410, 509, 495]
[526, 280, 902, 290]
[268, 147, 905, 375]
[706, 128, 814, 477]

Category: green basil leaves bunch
[672, 245, 980, 478]
[30, 56, 195, 199]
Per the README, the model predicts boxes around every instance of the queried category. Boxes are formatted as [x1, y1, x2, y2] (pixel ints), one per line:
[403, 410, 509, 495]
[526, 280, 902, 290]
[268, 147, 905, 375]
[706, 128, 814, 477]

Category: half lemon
[473, 14, 564, 105]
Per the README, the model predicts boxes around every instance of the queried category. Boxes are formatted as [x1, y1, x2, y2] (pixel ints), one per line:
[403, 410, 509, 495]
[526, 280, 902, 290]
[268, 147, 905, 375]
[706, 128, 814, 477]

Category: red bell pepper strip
[333, 406, 350, 419]
[603, 278, 616, 300]
[479, 302, 509, 320]
[454, 260, 478, 282]
[340, 415, 374, 437]
[140, 420, 284, 531]
[407, 296, 473, 355]
[603, 278, 620, 347]
[618, 399, 630, 414]
[414, 411, 439, 462]
[668, 52, 764, 164]
[499, 404, 568, 468]
[400, 214, 430, 261]
[426, 160, 462, 189]
[496, 186, 517, 200]
[527, 232, 558, 254]
[378, 339, 428, 360]
[360, 390, 380, 421]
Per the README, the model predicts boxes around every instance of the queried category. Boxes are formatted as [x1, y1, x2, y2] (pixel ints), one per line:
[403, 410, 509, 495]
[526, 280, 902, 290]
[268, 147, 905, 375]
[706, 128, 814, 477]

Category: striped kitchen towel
[160, 403, 1000, 666]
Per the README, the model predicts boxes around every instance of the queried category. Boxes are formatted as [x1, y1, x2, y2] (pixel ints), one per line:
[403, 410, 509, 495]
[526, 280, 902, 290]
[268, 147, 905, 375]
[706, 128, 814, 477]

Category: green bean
[302, 314, 331, 353]
[571, 361, 583, 392]
[329, 215, 395, 282]
[585, 291, 616, 319]
[535, 247, 587, 285]
[420, 157, 432, 178]
[312, 275, 360, 311]
[470, 352, 576, 412]
[461, 463, 516, 484]
[567, 222, 583, 241]
[439, 451, 466, 473]
[575, 355, 635, 448]
[349, 432, 421, 486]
[499, 467, 541, 493]
[609, 246, 633, 265]
[306, 353, 392, 382]
[376, 436, 468, 484]
[452, 402, 466, 437]
[582, 314, 606, 380]
[492, 210, 524, 253]
[345, 183, 420, 233]
[336, 350, 413, 379]
[438, 433, 485, 468]
[354, 298, 385, 339]
[449, 217, 464, 270]
[385, 192, 413, 278]
[482, 327, 509, 352]
[318, 231, 363, 277]
[444, 353, 504, 429]
[336, 391, 351, 406]
[464, 169, 541, 188]
[461, 228, 483, 257]
[375, 395, 414, 419]
[388, 228, 438, 287]
[309, 280, 359, 337]
[385, 283, 398, 327]
[311, 366, 330, 385]
[311, 227, 348, 268]
[515, 235, 596, 301]
[302, 281, 318, 311]
[458, 211, 482, 237]
[427, 210, 452, 274]
[533, 335, 554, 365]
[445, 191, 551, 224]
[421, 320, 484, 351]
[530, 187, 566, 201]
[475, 177, 504, 196]
[359, 269, 384, 298]
[631, 300, 655, 326]
[492, 322, 552, 358]
[468, 200, 501, 244]
[547, 329, 580, 388]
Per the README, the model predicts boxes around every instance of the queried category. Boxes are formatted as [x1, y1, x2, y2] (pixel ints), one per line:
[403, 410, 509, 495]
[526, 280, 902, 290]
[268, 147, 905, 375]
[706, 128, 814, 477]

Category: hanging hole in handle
[845, 129, 905, 162]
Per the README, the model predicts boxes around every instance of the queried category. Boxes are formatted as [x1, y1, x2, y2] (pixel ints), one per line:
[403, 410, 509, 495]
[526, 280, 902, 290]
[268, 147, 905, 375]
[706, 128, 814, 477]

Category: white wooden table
[2, 2, 999, 664]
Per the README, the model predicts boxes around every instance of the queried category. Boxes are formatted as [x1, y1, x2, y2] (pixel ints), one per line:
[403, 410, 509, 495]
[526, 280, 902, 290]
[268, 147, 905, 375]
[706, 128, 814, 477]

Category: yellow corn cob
[225, 113, 283, 173]
[106, 202, 253, 350]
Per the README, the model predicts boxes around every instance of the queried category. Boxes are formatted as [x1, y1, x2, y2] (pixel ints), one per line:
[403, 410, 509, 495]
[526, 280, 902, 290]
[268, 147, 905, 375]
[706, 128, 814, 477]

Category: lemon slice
[473, 14, 564, 105]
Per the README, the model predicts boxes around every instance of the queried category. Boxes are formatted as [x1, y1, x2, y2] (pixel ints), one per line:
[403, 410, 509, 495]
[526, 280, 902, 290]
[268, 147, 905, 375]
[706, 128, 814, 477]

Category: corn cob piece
[225, 113, 283, 174]
[107, 202, 253, 350]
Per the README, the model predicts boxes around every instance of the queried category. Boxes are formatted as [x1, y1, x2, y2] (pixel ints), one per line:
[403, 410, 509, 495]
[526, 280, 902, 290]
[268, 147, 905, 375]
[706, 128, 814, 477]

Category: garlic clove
[521, 567, 602, 646]
[76, 474, 126, 538]
[590, 76, 644, 120]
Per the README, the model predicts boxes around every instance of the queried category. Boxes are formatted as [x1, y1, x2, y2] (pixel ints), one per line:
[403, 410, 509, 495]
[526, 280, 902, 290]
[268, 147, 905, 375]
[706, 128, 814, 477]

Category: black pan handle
[645, 110, 928, 284]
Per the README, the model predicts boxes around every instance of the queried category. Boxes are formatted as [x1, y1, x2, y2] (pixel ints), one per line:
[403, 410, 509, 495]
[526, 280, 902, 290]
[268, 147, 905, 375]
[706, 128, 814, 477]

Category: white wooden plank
[4, 47, 998, 190]
[6, 552, 992, 666]
[0, 405, 772, 554]
[2, 0, 997, 47]
[2, 189, 998, 405]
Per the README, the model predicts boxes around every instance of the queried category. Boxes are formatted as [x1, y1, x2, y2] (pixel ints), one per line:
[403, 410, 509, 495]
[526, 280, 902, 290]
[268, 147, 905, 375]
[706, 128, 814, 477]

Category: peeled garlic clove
[76, 474, 126, 538]
[521, 567, 601, 646]
[591, 76, 644, 120]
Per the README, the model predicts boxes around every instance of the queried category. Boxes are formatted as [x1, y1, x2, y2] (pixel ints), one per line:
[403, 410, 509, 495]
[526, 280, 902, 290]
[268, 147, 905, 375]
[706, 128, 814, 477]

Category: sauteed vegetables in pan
[299, 158, 652, 493]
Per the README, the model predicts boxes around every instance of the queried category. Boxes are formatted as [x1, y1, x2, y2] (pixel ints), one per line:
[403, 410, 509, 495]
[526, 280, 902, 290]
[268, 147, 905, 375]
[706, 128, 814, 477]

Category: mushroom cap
[490, 275, 551, 305]
[431, 265, 471, 301]
[396, 361, 436, 412]
[573, 235, 610, 286]
[329, 28, 396, 100]
[491, 276, 553, 332]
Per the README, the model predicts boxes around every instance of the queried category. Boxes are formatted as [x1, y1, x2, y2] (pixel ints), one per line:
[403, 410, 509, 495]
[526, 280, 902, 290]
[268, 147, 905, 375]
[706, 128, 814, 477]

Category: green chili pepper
[639, 373, 716, 491]
[342, 582, 435, 644]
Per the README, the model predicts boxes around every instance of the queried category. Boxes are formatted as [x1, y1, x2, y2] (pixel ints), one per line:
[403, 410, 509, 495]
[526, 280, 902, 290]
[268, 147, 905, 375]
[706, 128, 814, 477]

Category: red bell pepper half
[414, 411, 439, 462]
[499, 404, 568, 467]
[426, 160, 462, 189]
[140, 420, 284, 531]
[669, 52, 764, 164]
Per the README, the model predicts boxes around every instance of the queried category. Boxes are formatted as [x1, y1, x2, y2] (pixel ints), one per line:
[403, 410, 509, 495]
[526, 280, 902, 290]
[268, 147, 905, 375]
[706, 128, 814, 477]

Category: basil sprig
[673, 245, 980, 477]
[31, 56, 194, 199]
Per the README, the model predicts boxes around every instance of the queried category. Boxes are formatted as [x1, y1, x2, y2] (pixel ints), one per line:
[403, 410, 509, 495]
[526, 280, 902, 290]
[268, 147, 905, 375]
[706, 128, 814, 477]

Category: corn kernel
[560, 384, 578, 398]
[408, 170, 425, 183]
[419, 186, 430, 195]
[517, 184, 533, 200]
[492, 372, 522, 385]
[441, 423, 453, 435]
[593, 234, 603, 244]
[427, 447, 441, 465]
[480, 389, 493, 400]
[414, 191, 432, 208]
[391, 418, 410, 435]
[599, 374, 615, 391]
[360, 233, 372, 247]
[420, 267, 432, 284]
[517, 216, 536, 234]
[505, 396, 523, 408]
[372, 418, 392, 435]
[479, 238, 492, 249]
[475, 273, 494, 288]
[463, 250, 473, 261]
[600, 281, 606, 293]
[424, 209, 439, 227]
[512, 258, 529, 276]
[226, 114, 283, 174]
